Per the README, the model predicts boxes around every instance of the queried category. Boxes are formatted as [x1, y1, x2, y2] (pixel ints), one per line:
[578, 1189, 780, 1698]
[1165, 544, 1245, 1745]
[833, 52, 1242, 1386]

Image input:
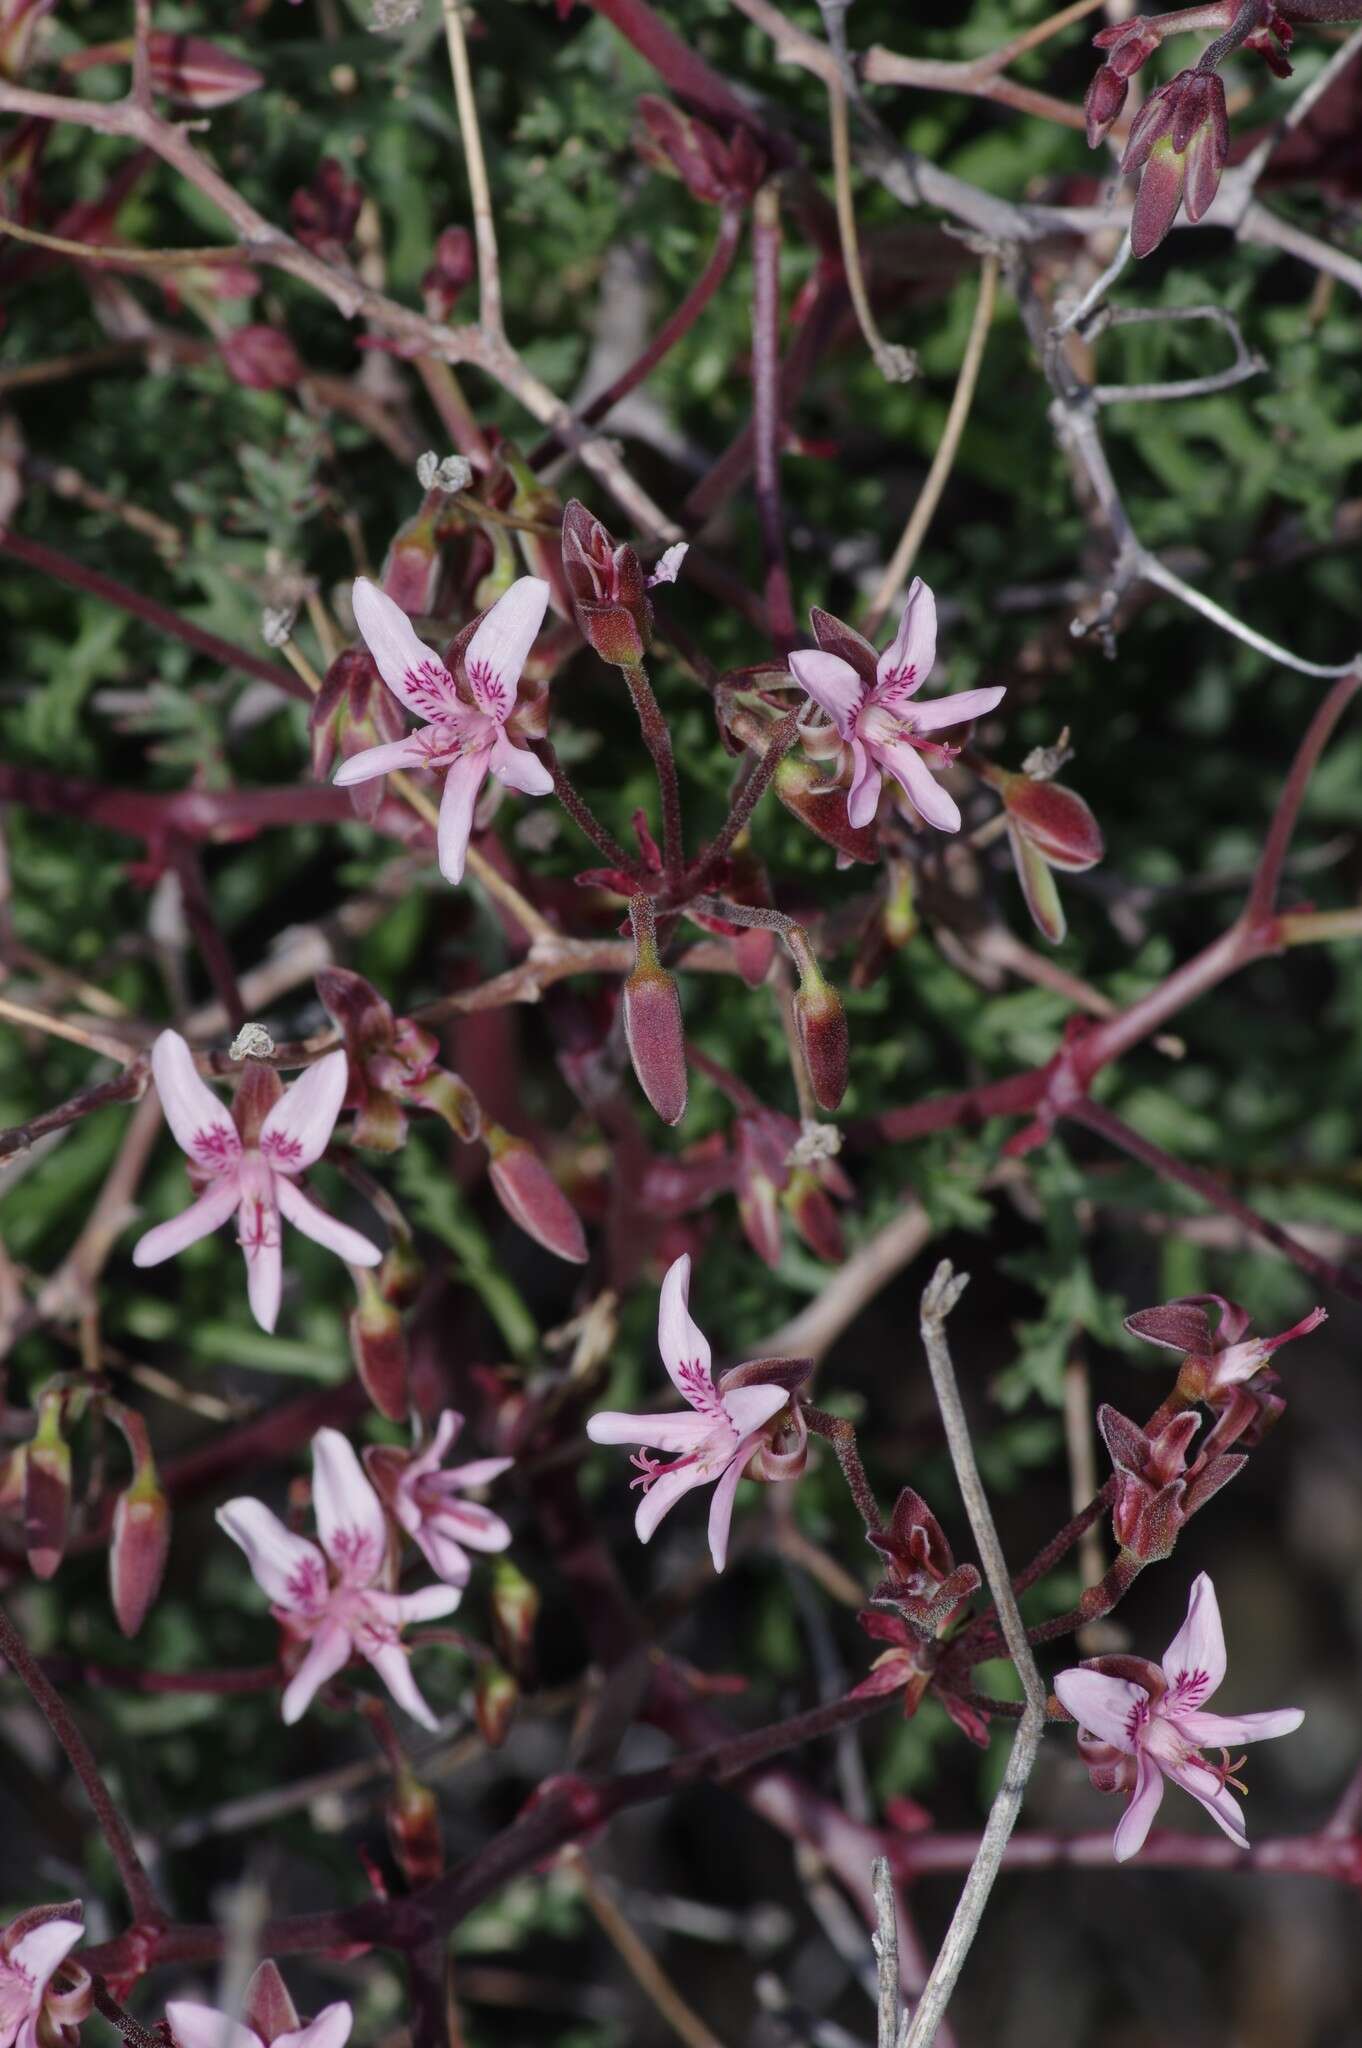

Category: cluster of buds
[974, 755, 1104, 945]
[317, 966, 587, 1264]
[289, 157, 364, 261]
[1126, 1292, 1325, 1442]
[634, 95, 766, 208]
[1097, 1401, 1244, 1561]
[1084, 16, 1164, 146]
[853, 1488, 984, 1737]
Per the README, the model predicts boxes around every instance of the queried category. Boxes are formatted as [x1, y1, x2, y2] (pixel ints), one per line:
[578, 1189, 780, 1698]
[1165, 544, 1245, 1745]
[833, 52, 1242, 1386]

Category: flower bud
[783, 1167, 844, 1264]
[734, 1115, 784, 1268]
[109, 1467, 170, 1638]
[231, 1057, 284, 1146]
[623, 897, 687, 1126]
[221, 323, 303, 392]
[242, 1962, 300, 2044]
[485, 1124, 589, 1263]
[379, 490, 445, 615]
[1084, 63, 1128, 149]
[773, 752, 879, 863]
[785, 927, 849, 1113]
[24, 1392, 69, 1581]
[560, 499, 652, 666]
[289, 157, 364, 259]
[1123, 68, 1229, 258]
[981, 764, 1103, 947]
[633, 95, 765, 206]
[387, 1768, 444, 1885]
[489, 1559, 539, 1683]
[148, 32, 263, 108]
[474, 1658, 518, 1748]
[310, 646, 409, 825]
[349, 1270, 409, 1421]
[423, 225, 476, 322]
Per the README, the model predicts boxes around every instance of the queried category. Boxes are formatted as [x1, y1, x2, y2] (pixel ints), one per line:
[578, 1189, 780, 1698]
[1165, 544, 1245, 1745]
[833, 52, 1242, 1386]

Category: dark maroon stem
[90, 1979, 163, 2048]
[530, 204, 745, 468]
[37, 1656, 282, 1695]
[623, 663, 685, 883]
[0, 527, 310, 699]
[803, 1400, 884, 1533]
[0, 1062, 150, 1163]
[532, 738, 640, 874]
[1244, 665, 1362, 929]
[0, 764, 361, 848]
[581, 0, 791, 162]
[676, 706, 801, 901]
[167, 835, 246, 1031]
[751, 185, 797, 658]
[891, 1822, 1362, 1885]
[0, 1599, 164, 1926]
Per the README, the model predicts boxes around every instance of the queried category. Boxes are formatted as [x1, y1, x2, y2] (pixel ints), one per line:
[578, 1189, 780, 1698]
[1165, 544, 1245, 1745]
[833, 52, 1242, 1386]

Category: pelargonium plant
[1, 0, 1360, 2041]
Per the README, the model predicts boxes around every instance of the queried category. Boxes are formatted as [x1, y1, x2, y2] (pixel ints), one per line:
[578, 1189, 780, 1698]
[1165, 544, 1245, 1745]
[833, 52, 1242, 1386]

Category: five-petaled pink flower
[367, 1409, 514, 1588]
[585, 1253, 791, 1571]
[333, 575, 553, 884]
[1055, 1572, 1303, 1862]
[0, 1911, 89, 2048]
[217, 1426, 460, 1728]
[132, 1031, 380, 1333]
[788, 578, 1004, 833]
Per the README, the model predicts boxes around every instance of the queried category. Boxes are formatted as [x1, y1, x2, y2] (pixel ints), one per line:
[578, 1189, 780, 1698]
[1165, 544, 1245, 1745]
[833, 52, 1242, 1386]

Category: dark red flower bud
[24, 1392, 70, 1580]
[773, 752, 880, 863]
[783, 1167, 845, 1263]
[786, 926, 849, 1113]
[1084, 63, 1128, 149]
[423, 225, 476, 322]
[623, 896, 687, 1126]
[474, 1659, 518, 1748]
[561, 499, 653, 666]
[109, 1468, 170, 1637]
[242, 1963, 300, 2045]
[310, 646, 409, 824]
[289, 157, 364, 259]
[634, 95, 765, 206]
[387, 1769, 444, 1885]
[489, 1559, 539, 1683]
[1123, 68, 1229, 257]
[148, 32, 263, 108]
[221, 323, 303, 391]
[349, 1272, 409, 1420]
[484, 1123, 589, 1263]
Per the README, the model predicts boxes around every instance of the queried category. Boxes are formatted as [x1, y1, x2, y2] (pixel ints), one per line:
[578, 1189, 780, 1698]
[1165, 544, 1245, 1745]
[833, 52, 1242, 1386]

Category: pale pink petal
[846, 738, 882, 830]
[586, 1410, 713, 1452]
[9, 1922, 83, 1992]
[372, 1583, 463, 1626]
[1162, 1572, 1227, 1704]
[647, 542, 688, 588]
[634, 1459, 712, 1545]
[875, 578, 936, 697]
[438, 1455, 514, 1491]
[788, 649, 863, 738]
[1167, 1757, 1248, 1848]
[412, 1524, 473, 1587]
[150, 1030, 240, 1171]
[721, 1383, 789, 1437]
[1112, 1748, 1166, 1862]
[333, 736, 427, 787]
[275, 2005, 353, 2048]
[657, 1252, 713, 1403]
[365, 1640, 441, 1730]
[436, 749, 488, 885]
[463, 576, 550, 722]
[427, 1501, 512, 1552]
[405, 1409, 463, 1483]
[243, 1233, 283, 1334]
[877, 739, 961, 833]
[281, 1618, 353, 1725]
[275, 1178, 381, 1267]
[132, 1173, 241, 1267]
[311, 1427, 388, 1587]
[908, 685, 1006, 734]
[489, 731, 554, 796]
[1175, 1705, 1304, 1747]
[260, 1050, 349, 1173]
[166, 2004, 262, 2048]
[352, 577, 459, 721]
[706, 1444, 748, 1572]
[215, 1498, 328, 1614]
[1053, 1668, 1146, 1753]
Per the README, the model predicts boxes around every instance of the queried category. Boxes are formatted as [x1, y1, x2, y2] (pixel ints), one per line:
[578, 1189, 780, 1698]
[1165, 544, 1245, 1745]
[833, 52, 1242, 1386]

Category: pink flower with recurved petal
[1055, 1572, 1303, 1862]
[0, 1909, 89, 2048]
[788, 579, 1004, 834]
[586, 1253, 795, 1571]
[132, 1032, 380, 1333]
[168, 1961, 350, 2048]
[217, 1427, 460, 1729]
[333, 575, 553, 884]
[365, 1409, 513, 1588]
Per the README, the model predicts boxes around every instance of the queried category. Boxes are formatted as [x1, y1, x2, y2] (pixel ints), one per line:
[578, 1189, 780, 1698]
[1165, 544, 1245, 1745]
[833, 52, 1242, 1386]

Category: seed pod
[623, 896, 687, 1126]
[785, 927, 849, 1114]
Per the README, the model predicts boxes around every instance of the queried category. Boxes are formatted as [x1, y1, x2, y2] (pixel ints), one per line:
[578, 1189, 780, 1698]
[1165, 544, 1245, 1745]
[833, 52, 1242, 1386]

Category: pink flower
[168, 1962, 350, 2048]
[216, 1426, 460, 1729]
[585, 1253, 793, 1571]
[132, 1031, 380, 1333]
[366, 1410, 513, 1588]
[0, 1911, 89, 2048]
[1055, 1572, 1303, 1862]
[333, 575, 553, 884]
[788, 579, 1004, 834]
